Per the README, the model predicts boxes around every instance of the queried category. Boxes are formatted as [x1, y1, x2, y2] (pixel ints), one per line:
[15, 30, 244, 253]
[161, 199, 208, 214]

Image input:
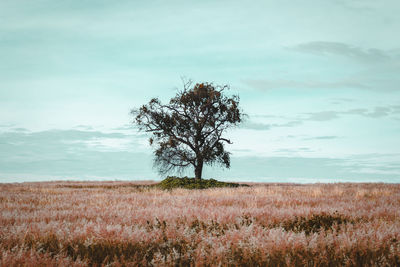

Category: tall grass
[1, 182, 399, 266]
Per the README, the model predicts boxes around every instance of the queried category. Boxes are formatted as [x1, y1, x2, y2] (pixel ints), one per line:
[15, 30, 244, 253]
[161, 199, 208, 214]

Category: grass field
[1, 181, 399, 266]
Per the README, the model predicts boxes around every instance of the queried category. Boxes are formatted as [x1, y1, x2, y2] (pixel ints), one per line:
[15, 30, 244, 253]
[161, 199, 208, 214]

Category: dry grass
[0, 181, 399, 266]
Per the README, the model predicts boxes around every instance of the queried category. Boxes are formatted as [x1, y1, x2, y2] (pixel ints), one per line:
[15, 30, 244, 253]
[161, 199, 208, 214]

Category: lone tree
[131, 81, 243, 180]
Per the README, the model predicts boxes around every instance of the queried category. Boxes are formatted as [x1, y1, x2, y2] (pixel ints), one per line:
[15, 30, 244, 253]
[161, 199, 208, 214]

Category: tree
[131, 80, 243, 180]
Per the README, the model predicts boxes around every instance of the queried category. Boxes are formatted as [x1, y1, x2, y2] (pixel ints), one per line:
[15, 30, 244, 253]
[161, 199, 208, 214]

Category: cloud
[302, 106, 399, 122]
[304, 111, 339, 121]
[355, 107, 391, 118]
[11, 127, 29, 132]
[343, 107, 394, 118]
[275, 147, 314, 153]
[240, 120, 302, 131]
[280, 135, 339, 141]
[242, 104, 398, 133]
[303, 136, 339, 140]
[0, 128, 155, 181]
[205, 155, 400, 182]
[280, 121, 303, 127]
[244, 43, 399, 93]
[1, 128, 399, 183]
[245, 79, 369, 91]
[244, 105, 399, 136]
[240, 121, 271, 131]
[245, 62, 400, 92]
[0, 128, 146, 152]
[391, 105, 400, 114]
[289, 41, 393, 64]
[112, 124, 137, 131]
[325, 107, 394, 119]
[329, 98, 355, 105]
[74, 125, 94, 130]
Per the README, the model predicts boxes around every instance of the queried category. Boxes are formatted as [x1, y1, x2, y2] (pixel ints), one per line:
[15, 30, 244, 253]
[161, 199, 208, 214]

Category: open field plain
[0, 181, 399, 266]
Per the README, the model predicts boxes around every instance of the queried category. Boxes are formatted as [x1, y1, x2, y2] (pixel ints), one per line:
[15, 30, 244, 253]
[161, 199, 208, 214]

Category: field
[1, 181, 399, 266]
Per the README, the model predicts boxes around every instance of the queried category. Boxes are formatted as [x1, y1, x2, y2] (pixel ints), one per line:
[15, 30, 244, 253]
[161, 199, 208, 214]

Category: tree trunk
[194, 159, 203, 180]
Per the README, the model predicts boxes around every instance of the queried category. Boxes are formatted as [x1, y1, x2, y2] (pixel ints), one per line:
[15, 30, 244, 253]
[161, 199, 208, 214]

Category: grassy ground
[0, 181, 399, 266]
[157, 176, 246, 189]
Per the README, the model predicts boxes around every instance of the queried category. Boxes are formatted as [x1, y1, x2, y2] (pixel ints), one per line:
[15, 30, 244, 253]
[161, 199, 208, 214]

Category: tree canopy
[131, 81, 243, 179]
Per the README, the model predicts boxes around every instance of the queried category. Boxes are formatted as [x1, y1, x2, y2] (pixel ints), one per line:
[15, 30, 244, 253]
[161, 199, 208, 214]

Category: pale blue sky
[1, 0, 399, 182]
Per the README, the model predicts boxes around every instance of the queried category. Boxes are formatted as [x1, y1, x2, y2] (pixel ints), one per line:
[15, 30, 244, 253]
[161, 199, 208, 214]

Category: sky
[1, 0, 399, 183]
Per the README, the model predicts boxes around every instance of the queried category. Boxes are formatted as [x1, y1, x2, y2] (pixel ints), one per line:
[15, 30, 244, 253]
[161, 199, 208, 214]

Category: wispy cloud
[303, 106, 398, 122]
[245, 79, 369, 91]
[289, 41, 393, 64]
[207, 155, 400, 182]
[390, 105, 400, 114]
[240, 121, 271, 131]
[329, 98, 355, 105]
[303, 136, 339, 140]
[241, 105, 399, 142]
[240, 120, 302, 131]
[245, 63, 400, 92]
[247, 105, 399, 129]
[0, 128, 154, 180]
[304, 111, 339, 122]
[274, 147, 314, 153]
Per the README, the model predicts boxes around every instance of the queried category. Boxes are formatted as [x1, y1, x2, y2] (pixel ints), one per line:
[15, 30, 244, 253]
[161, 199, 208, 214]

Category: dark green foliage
[281, 212, 354, 235]
[158, 176, 247, 190]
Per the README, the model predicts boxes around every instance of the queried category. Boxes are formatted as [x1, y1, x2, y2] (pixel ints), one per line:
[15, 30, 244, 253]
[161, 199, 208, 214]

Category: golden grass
[0, 181, 399, 266]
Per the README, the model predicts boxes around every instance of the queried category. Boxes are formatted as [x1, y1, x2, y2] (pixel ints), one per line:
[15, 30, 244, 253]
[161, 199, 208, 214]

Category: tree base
[158, 176, 248, 190]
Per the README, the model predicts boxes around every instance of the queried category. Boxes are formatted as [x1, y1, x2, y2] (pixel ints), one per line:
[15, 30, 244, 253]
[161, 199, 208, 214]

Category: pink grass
[1, 181, 399, 266]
